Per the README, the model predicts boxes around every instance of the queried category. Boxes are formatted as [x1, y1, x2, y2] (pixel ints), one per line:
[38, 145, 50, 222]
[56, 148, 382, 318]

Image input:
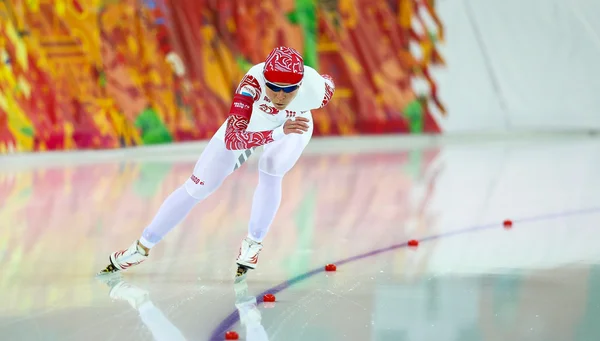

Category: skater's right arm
[224, 74, 285, 150]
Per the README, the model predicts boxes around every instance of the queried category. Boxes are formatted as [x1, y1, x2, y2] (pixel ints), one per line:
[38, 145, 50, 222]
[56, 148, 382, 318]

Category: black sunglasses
[265, 82, 300, 93]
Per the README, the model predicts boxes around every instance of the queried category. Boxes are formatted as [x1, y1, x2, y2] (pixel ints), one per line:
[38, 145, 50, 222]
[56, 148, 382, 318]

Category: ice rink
[2, 133, 600, 341]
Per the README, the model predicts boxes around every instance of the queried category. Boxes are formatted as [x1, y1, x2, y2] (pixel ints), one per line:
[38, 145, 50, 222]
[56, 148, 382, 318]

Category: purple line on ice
[209, 206, 600, 340]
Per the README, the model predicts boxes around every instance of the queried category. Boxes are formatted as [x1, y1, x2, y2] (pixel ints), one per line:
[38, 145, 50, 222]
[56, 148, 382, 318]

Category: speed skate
[235, 237, 263, 278]
[97, 240, 149, 276]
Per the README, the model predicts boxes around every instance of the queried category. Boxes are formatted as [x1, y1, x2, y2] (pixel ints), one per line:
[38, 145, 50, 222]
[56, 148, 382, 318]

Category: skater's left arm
[300, 67, 336, 110]
[318, 74, 335, 109]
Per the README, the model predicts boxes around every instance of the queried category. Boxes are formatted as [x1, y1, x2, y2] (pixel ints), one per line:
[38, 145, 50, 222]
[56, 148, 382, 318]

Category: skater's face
[265, 81, 300, 110]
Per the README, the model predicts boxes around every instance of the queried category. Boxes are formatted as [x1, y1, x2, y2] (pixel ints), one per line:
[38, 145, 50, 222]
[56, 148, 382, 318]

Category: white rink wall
[418, 0, 600, 133]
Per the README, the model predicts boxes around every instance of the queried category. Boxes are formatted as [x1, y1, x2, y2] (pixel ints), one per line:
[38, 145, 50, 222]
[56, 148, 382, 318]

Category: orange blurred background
[0, 0, 444, 154]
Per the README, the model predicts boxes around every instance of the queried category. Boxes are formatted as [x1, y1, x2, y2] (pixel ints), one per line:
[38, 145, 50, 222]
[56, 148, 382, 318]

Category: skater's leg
[248, 116, 313, 241]
[138, 186, 198, 250]
[246, 171, 282, 242]
[140, 137, 238, 249]
[236, 114, 313, 272]
[100, 138, 238, 274]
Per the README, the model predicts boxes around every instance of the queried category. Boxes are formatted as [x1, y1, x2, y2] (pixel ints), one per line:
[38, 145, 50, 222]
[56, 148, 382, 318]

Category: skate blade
[96, 263, 120, 277]
[235, 265, 250, 280]
[96, 273, 125, 287]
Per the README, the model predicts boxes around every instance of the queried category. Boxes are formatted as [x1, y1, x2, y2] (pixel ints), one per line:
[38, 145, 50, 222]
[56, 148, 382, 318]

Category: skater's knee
[184, 174, 221, 200]
[258, 169, 283, 186]
[258, 156, 278, 176]
[258, 155, 292, 177]
[258, 160, 298, 177]
[259, 135, 306, 177]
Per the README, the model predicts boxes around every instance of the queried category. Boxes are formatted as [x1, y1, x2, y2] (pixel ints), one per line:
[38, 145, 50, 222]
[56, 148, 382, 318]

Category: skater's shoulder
[236, 63, 266, 99]
[303, 64, 319, 75]
[291, 66, 335, 110]
[303, 66, 333, 87]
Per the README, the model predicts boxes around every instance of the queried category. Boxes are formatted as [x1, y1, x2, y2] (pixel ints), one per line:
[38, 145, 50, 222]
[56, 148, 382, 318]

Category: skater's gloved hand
[283, 117, 310, 135]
